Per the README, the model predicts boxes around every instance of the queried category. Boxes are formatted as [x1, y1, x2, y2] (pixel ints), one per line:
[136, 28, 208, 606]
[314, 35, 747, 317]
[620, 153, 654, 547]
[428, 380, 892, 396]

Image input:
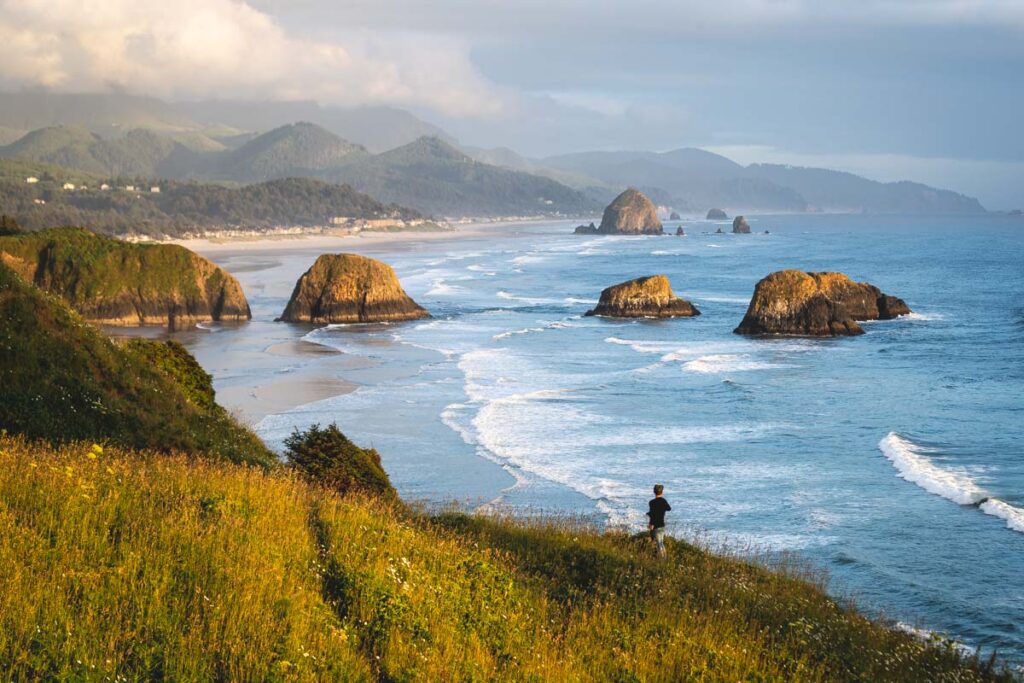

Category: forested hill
[0, 171, 421, 237]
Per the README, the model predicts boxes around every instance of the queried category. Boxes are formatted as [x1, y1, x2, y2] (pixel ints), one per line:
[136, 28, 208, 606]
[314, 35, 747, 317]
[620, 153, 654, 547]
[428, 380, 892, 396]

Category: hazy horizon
[0, 1, 1021, 208]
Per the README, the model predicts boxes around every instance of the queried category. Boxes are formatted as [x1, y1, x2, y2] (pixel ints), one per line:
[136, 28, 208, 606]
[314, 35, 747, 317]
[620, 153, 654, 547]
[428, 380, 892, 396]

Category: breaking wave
[879, 433, 1023, 534]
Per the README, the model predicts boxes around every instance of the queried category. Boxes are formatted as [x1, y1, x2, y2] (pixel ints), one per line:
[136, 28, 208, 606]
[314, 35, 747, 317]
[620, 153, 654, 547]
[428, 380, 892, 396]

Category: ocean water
[184, 214, 1024, 661]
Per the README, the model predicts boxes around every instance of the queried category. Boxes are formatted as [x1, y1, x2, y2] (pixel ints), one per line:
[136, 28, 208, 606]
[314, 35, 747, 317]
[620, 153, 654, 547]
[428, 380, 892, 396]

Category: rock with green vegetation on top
[597, 188, 663, 235]
[586, 275, 700, 318]
[734, 269, 911, 336]
[279, 253, 429, 324]
[0, 227, 250, 329]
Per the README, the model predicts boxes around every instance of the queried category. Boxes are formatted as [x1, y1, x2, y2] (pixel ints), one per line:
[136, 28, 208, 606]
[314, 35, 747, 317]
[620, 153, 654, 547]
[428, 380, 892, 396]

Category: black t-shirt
[647, 497, 671, 528]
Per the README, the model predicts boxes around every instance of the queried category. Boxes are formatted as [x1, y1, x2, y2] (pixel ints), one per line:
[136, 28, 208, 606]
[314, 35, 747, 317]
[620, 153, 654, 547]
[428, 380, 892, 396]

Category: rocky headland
[734, 270, 911, 336]
[732, 216, 751, 233]
[279, 253, 429, 324]
[595, 189, 663, 235]
[0, 227, 250, 329]
[707, 208, 728, 220]
[586, 275, 700, 318]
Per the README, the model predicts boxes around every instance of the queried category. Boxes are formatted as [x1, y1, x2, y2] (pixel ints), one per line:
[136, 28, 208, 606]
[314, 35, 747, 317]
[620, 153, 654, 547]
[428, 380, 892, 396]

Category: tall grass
[0, 435, 1016, 682]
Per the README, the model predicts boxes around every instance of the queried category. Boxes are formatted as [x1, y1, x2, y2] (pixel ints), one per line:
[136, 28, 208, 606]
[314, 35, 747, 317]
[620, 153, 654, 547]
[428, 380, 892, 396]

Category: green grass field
[0, 435, 1014, 682]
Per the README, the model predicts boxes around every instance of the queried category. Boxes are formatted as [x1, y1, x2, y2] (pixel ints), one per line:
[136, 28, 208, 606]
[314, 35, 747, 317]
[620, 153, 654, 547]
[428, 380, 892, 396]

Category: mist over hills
[0, 91, 988, 217]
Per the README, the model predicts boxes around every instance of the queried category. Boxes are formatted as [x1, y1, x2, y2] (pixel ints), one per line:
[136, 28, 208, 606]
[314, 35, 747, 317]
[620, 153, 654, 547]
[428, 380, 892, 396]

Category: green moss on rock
[0, 227, 250, 328]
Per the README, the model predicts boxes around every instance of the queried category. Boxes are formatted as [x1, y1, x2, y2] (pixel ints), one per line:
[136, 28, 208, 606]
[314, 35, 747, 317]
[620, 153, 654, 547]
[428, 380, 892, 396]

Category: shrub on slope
[0, 262, 273, 466]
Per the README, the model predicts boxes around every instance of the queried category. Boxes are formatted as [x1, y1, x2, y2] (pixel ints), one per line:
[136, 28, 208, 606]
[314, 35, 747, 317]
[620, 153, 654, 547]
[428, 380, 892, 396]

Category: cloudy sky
[0, 0, 1021, 207]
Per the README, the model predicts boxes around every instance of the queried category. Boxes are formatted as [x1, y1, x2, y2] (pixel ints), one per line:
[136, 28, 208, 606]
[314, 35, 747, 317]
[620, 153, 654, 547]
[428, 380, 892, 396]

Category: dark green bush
[285, 423, 394, 498]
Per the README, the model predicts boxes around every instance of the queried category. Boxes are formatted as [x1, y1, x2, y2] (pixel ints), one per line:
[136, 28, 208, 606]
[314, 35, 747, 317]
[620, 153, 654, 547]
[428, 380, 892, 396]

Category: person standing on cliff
[647, 484, 671, 559]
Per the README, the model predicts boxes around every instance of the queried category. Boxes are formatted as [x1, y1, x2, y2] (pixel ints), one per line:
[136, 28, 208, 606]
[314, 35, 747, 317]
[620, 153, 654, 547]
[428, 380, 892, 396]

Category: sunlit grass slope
[0, 436, 1014, 682]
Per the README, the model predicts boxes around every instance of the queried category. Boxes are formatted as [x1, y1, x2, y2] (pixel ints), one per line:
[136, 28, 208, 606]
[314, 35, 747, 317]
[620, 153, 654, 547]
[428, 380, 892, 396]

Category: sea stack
[706, 208, 728, 220]
[597, 189, 663, 235]
[586, 275, 699, 318]
[279, 253, 429, 324]
[732, 216, 751, 234]
[670, 211, 681, 220]
[0, 227, 250, 329]
[574, 222, 598, 234]
[675, 227, 686, 236]
[734, 270, 911, 336]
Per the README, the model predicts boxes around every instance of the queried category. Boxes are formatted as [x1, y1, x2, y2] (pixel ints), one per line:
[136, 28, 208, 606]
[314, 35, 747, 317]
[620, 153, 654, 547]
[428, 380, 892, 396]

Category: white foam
[492, 327, 545, 340]
[496, 291, 562, 306]
[683, 354, 789, 374]
[426, 279, 460, 296]
[880, 433, 1024, 535]
[903, 312, 944, 322]
[980, 498, 1024, 533]
[879, 433, 986, 505]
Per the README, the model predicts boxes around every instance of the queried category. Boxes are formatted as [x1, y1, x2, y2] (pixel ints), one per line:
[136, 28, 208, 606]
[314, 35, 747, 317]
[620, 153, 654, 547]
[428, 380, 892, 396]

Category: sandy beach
[169, 218, 581, 255]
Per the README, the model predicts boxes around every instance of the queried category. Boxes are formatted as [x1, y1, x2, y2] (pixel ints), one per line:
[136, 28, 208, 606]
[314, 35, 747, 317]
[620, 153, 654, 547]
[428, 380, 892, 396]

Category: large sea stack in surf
[732, 216, 751, 233]
[279, 253, 429, 324]
[0, 227, 250, 329]
[596, 189, 663, 235]
[734, 270, 911, 336]
[586, 275, 699, 318]
[706, 208, 728, 220]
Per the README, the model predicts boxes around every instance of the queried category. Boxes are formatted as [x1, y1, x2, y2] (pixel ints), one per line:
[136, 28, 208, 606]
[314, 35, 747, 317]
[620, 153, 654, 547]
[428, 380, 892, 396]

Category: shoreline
[169, 217, 587, 254]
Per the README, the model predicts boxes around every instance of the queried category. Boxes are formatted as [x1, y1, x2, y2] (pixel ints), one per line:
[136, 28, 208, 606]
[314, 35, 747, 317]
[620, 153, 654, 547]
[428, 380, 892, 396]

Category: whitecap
[683, 354, 789, 374]
[879, 433, 986, 506]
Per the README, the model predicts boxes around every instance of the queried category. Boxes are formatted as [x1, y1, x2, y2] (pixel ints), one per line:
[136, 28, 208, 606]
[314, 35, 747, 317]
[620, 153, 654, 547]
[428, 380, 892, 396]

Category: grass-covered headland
[0, 434, 1016, 682]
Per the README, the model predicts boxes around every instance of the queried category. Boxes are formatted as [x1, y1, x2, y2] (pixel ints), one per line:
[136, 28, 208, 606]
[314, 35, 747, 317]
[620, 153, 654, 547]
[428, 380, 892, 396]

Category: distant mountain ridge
[540, 148, 985, 214]
[0, 91, 987, 216]
[1, 124, 601, 218]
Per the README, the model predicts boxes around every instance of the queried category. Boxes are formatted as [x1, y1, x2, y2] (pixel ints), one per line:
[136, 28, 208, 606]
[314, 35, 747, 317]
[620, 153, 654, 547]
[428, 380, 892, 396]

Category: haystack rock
[732, 216, 751, 233]
[574, 222, 598, 234]
[670, 211, 681, 220]
[279, 253, 429, 324]
[597, 189, 663, 235]
[585, 275, 699, 318]
[734, 270, 911, 337]
[675, 227, 686, 236]
[706, 208, 728, 220]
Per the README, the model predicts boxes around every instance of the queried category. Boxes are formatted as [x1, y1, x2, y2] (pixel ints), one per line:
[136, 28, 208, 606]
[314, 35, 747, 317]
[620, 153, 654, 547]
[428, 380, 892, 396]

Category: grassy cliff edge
[0, 436, 1014, 682]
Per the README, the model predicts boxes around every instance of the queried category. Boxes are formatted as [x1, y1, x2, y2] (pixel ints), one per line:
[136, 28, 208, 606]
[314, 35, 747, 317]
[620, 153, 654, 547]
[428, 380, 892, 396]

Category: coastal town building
[25, 177, 38, 184]
[62, 182, 75, 190]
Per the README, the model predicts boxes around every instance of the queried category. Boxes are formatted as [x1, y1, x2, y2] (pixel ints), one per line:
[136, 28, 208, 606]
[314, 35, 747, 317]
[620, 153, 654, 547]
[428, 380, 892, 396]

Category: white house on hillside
[150, 186, 161, 193]
[25, 177, 38, 184]
[62, 182, 75, 190]
[100, 183, 110, 190]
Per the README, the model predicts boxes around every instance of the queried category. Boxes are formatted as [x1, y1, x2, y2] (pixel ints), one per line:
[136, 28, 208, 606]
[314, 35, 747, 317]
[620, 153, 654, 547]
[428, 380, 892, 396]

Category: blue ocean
[180, 214, 1024, 661]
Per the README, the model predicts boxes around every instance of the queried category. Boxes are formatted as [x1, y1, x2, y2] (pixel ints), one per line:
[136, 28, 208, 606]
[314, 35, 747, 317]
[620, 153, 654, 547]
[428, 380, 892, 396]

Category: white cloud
[0, 0, 507, 117]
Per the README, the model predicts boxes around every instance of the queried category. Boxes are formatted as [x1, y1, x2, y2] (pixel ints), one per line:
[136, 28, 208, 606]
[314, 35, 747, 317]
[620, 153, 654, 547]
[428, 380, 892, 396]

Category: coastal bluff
[279, 253, 429, 324]
[596, 189, 663, 235]
[586, 275, 700, 318]
[734, 270, 911, 336]
[0, 227, 250, 329]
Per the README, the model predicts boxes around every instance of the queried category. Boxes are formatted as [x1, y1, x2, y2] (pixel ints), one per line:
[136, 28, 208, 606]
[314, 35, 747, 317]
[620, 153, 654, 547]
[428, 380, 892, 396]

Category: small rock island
[0, 227, 250, 329]
[279, 253, 429, 324]
[586, 275, 700, 318]
[732, 216, 751, 233]
[706, 208, 728, 220]
[669, 211, 681, 220]
[734, 270, 911, 336]
[588, 189, 663, 235]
